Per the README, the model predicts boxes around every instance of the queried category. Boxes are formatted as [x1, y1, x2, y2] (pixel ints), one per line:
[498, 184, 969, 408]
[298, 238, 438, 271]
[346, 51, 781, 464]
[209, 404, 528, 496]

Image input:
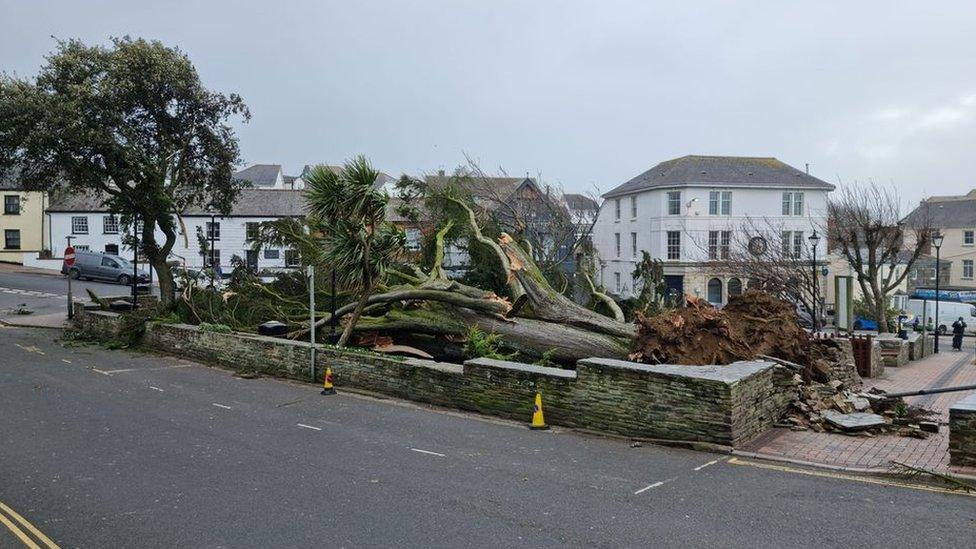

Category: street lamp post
[808, 231, 821, 333]
[132, 213, 139, 310]
[205, 203, 216, 290]
[933, 231, 944, 353]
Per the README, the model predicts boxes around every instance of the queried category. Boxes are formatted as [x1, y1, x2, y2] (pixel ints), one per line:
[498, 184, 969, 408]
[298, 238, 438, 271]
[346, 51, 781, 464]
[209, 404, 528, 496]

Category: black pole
[132, 213, 139, 310]
[330, 268, 337, 340]
[811, 242, 818, 332]
[935, 246, 941, 353]
[209, 213, 216, 290]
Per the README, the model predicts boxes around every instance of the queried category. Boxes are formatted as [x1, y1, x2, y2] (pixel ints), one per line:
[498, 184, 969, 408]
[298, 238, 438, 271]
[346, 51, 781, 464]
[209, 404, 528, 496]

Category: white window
[793, 231, 804, 258]
[614, 232, 621, 257]
[630, 196, 637, 219]
[631, 232, 638, 258]
[103, 215, 119, 234]
[204, 249, 220, 268]
[964, 230, 974, 246]
[71, 216, 89, 235]
[614, 272, 621, 293]
[708, 230, 731, 260]
[667, 191, 681, 215]
[245, 222, 260, 241]
[964, 260, 974, 280]
[285, 249, 300, 267]
[263, 248, 280, 260]
[667, 231, 681, 260]
[782, 231, 803, 257]
[782, 192, 805, 216]
[709, 191, 731, 215]
[206, 221, 220, 241]
[405, 228, 421, 251]
[614, 199, 621, 220]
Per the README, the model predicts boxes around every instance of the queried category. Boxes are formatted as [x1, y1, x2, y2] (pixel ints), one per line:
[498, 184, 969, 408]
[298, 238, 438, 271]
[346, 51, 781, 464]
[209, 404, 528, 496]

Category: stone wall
[877, 337, 909, 368]
[140, 321, 791, 447]
[949, 393, 976, 467]
[68, 304, 125, 341]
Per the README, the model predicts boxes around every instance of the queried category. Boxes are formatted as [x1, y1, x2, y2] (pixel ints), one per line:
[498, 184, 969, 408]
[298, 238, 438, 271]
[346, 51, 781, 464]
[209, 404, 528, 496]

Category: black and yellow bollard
[321, 367, 336, 395]
[530, 392, 549, 430]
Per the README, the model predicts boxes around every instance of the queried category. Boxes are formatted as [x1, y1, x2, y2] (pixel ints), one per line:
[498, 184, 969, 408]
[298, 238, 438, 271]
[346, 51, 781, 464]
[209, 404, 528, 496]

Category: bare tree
[705, 218, 824, 316]
[827, 183, 931, 332]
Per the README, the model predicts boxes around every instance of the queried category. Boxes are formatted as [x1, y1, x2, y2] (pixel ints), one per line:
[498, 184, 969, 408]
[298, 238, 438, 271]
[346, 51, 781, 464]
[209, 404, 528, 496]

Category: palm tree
[303, 157, 405, 347]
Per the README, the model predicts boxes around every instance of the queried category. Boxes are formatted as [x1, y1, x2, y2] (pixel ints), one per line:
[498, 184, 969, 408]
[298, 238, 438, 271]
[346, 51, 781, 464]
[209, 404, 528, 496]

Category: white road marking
[91, 368, 112, 376]
[693, 459, 721, 471]
[634, 481, 664, 495]
[410, 448, 446, 457]
[98, 368, 139, 374]
[149, 386, 164, 392]
[212, 403, 232, 410]
[296, 423, 322, 431]
[61, 359, 71, 364]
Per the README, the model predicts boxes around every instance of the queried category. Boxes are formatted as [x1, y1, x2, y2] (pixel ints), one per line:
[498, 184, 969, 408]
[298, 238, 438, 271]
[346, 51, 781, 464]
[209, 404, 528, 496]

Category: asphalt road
[0, 265, 126, 319]
[1, 327, 974, 548]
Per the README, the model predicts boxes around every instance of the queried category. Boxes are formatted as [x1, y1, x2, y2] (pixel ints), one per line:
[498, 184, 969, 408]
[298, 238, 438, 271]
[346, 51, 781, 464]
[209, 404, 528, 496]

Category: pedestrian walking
[951, 316, 966, 351]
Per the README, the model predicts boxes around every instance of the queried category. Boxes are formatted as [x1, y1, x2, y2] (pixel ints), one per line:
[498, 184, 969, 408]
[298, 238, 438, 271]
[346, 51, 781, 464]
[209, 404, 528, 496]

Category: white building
[592, 155, 833, 305]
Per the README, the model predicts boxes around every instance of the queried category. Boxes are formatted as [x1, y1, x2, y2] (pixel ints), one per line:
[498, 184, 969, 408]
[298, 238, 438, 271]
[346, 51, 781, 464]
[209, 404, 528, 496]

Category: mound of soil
[629, 290, 811, 368]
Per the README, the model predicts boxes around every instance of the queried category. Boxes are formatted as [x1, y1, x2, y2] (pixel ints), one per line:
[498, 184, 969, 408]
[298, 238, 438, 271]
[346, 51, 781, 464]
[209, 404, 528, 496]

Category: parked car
[62, 251, 149, 286]
[852, 316, 879, 331]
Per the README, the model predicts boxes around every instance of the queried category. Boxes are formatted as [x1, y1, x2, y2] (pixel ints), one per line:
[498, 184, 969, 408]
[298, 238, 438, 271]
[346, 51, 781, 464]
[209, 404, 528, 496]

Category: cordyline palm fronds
[304, 156, 405, 347]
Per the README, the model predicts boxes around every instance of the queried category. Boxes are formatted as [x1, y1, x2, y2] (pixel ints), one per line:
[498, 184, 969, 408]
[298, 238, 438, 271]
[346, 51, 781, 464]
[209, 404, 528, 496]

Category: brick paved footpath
[744, 337, 976, 475]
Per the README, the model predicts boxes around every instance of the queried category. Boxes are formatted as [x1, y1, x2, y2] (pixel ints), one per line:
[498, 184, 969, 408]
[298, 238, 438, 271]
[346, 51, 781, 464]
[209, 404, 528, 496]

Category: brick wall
[949, 393, 976, 467]
[139, 322, 791, 447]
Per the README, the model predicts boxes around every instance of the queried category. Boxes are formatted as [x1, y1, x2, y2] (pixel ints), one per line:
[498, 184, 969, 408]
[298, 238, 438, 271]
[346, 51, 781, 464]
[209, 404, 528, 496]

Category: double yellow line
[0, 500, 60, 549]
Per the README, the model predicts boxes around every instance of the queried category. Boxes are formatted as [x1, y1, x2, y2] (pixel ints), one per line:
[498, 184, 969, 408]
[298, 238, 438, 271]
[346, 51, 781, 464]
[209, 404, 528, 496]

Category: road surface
[1, 326, 973, 548]
[0, 264, 125, 316]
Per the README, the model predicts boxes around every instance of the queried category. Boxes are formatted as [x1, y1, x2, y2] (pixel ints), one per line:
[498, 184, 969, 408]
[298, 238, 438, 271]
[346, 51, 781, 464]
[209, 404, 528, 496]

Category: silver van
[62, 251, 150, 285]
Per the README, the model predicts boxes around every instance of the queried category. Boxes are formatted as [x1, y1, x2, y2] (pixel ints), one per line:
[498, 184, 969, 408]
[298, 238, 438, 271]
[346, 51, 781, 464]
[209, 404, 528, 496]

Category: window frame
[630, 232, 638, 258]
[4, 229, 21, 250]
[667, 230, 681, 260]
[614, 272, 621, 293]
[708, 230, 719, 260]
[204, 249, 221, 268]
[71, 216, 89, 235]
[263, 248, 280, 260]
[285, 249, 301, 268]
[205, 221, 221, 241]
[963, 259, 974, 280]
[614, 199, 621, 220]
[667, 191, 681, 216]
[964, 230, 974, 246]
[3, 195, 20, 215]
[630, 196, 637, 219]
[614, 232, 621, 258]
[245, 222, 260, 241]
[720, 230, 731, 259]
[102, 215, 119, 235]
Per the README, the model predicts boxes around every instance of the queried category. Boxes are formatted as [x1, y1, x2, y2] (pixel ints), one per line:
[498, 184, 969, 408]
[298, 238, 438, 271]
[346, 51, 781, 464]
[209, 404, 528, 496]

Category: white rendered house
[592, 155, 833, 305]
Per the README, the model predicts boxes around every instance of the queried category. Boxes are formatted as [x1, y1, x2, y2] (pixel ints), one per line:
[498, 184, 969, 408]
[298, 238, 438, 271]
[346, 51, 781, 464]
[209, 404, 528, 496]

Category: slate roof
[47, 189, 306, 217]
[603, 155, 835, 198]
[563, 193, 598, 212]
[424, 172, 533, 204]
[902, 191, 976, 229]
[232, 164, 283, 187]
[300, 164, 396, 190]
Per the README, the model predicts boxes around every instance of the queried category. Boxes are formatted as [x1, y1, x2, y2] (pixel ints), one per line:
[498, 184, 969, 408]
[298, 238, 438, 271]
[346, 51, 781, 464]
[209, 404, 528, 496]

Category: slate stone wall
[69, 305, 124, 341]
[877, 337, 909, 368]
[78, 312, 793, 447]
[949, 393, 976, 467]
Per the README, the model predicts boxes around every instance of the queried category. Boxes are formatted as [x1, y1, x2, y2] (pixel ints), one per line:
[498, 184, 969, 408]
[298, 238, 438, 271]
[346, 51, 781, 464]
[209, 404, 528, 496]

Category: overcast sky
[2, 1, 975, 208]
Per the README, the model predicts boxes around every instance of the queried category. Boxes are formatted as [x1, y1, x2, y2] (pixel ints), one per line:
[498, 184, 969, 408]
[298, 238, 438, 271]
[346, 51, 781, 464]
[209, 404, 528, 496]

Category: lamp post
[933, 231, 944, 353]
[132, 213, 139, 310]
[808, 231, 821, 332]
[205, 203, 216, 290]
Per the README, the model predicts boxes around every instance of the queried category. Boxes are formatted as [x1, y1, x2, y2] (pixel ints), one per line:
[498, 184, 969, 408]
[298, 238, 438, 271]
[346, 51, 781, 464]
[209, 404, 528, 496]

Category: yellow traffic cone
[321, 367, 336, 395]
[530, 392, 549, 430]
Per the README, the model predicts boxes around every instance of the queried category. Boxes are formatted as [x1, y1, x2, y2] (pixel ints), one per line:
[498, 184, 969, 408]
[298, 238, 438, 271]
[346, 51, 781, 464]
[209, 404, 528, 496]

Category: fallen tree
[292, 197, 634, 363]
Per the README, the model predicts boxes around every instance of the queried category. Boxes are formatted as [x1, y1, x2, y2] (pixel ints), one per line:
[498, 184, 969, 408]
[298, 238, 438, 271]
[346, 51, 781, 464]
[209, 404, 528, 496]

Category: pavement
[2, 326, 975, 548]
[745, 338, 976, 475]
[0, 263, 141, 329]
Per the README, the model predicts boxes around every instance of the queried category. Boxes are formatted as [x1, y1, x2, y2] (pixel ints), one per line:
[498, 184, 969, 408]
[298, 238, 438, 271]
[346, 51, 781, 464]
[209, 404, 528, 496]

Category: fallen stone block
[823, 411, 887, 431]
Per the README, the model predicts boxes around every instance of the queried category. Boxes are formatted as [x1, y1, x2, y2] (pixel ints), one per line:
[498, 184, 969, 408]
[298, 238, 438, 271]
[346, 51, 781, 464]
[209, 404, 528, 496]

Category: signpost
[64, 238, 75, 319]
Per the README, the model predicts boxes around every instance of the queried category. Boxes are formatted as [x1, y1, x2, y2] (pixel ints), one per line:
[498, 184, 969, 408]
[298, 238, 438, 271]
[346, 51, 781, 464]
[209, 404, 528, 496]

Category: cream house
[903, 189, 976, 289]
[0, 176, 48, 264]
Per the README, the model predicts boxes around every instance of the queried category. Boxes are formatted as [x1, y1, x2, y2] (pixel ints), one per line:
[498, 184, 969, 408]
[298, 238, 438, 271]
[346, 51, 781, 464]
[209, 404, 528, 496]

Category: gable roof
[603, 155, 835, 198]
[233, 164, 283, 187]
[299, 164, 397, 190]
[563, 193, 598, 212]
[903, 191, 976, 229]
[47, 188, 306, 217]
[424, 172, 533, 204]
